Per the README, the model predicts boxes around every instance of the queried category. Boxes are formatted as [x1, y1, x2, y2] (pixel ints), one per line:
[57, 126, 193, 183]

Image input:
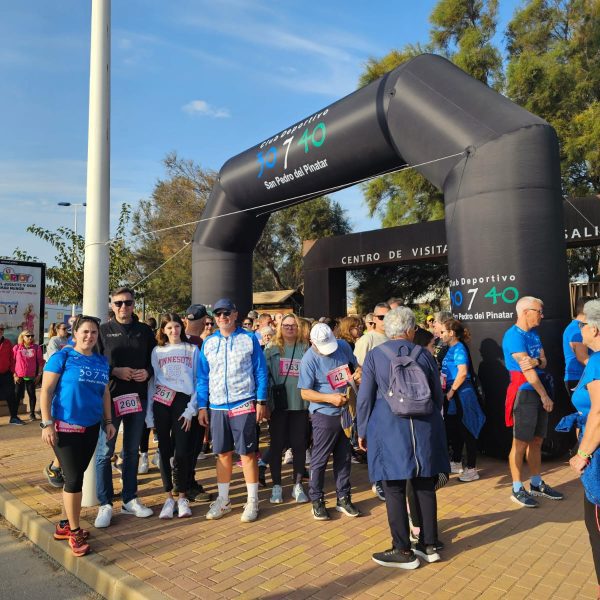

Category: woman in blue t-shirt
[566, 299, 600, 587]
[441, 319, 486, 483]
[40, 315, 115, 557]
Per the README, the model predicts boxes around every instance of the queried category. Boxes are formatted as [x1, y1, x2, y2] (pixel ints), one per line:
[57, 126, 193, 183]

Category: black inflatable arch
[193, 53, 570, 455]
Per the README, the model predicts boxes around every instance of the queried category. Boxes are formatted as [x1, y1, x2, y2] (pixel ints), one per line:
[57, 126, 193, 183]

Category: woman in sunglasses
[200, 318, 215, 341]
[47, 323, 72, 358]
[13, 329, 44, 420]
[40, 315, 115, 557]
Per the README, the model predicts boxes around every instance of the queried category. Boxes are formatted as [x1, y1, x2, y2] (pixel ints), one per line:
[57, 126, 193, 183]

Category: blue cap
[213, 298, 237, 312]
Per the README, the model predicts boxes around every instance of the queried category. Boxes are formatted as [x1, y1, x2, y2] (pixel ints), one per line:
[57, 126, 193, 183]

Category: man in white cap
[299, 323, 360, 521]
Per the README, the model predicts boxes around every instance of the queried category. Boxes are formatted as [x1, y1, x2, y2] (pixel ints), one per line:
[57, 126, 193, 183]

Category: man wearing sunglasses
[502, 296, 563, 508]
[196, 298, 268, 523]
[94, 287, 156, 528]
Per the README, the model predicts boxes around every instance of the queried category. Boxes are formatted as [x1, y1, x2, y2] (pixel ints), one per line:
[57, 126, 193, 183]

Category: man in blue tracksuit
[197, 298, 268, 523]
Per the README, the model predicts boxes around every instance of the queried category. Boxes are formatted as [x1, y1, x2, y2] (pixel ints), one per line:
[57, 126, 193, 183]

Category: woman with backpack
[440, 319, 486, 483]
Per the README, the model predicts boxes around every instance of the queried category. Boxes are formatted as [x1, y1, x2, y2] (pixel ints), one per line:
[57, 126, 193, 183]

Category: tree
[253, 197, 351, 291]
[0, 249, 39, 262]
[567, 247, 600, 281]
[11, 204, 137, 305]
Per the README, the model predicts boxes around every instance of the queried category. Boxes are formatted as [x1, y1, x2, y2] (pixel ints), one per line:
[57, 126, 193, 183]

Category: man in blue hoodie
[197, 298, 268, 523]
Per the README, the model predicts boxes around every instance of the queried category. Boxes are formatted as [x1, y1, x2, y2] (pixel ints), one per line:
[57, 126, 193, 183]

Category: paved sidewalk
[0, 417, 596, 599]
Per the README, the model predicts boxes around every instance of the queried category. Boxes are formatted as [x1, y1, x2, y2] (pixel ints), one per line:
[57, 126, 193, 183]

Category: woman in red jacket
[13, 330, 44, 420]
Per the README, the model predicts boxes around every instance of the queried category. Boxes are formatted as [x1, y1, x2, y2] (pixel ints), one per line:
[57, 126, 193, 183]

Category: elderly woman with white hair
[357, 306, 450, 570]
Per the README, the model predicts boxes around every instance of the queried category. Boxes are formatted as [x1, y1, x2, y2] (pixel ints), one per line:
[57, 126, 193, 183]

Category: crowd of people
[0, 286, 596, 590]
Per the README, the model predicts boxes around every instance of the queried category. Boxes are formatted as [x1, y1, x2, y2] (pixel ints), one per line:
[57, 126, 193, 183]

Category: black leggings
[584, 494, 600, 584]
[154, 393, 192, 494]
[0, 372, 18, 418]
[186, 417, 206, 484]
[53, 423, 100, 493]
[139, 426, 152, 453]
[268, 410, 308, 485]
[446, 413, 477, 468]
[382, 478, 437, 550]
[15, 378, 36, 415]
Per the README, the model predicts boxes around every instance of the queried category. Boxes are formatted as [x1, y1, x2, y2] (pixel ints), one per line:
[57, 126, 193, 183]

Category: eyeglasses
[113, 300, 133, 308]
[24, 334, 33, 338]
[578, 321, 588, 329]
[526, 308, 543, 316]
[205, 322, 213, 327]
[374, 315, 386, 321]
[367, 322, 374, 326]
[282, 324, 297, 329]
[215, 311, 231, 317]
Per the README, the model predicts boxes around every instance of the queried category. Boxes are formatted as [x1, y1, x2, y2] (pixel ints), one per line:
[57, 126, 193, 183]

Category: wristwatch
[39, 420, 54, 429]
[256, 400, 267, 406]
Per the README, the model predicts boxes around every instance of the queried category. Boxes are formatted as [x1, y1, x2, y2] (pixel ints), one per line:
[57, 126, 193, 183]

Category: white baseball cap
[310, 323, 338, 355]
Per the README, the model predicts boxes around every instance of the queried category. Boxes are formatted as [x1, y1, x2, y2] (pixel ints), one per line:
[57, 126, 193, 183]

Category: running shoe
[292, 483, 309, 503]
[459, 467, 480, 482]
[283, 448, 293, 465]
[138, 452, 149, 474]
[121, 498, 153, 518]
[94, 504, 113, 528]
[270, 485, 283, 504]
[159, 497, 176, 519]
[177, 497, 192, 518]
[9, 417, 25, 425]
[188, 481, 212, 503]
[450, 461, 464, 474]
[511, 488, 538, 508]
[312, 498, 330, 521]
[336, 496, 360, 517]
[44, 462, 64, 488]
[372, 548, 420, 569]
[205, 497, 232, 520]
[240, 499, 260, 522]
[372, 482, 386, 501]
[68, 529, 90, 557]
[151, 452, 160, 468]
[29, 413, 38, 421]
[54, 521, 90, 541]
[529, 481, 564, 500]
[412, 541, 441, 563]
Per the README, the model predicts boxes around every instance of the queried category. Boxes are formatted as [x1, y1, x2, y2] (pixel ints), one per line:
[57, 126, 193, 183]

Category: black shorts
[513, 390, 548, 441]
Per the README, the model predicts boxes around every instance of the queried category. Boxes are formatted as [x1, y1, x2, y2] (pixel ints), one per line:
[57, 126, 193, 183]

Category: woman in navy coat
[357, 306, 450, 570]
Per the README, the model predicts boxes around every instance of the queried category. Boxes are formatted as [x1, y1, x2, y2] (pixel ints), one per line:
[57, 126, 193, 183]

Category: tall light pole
[57, 202, 87, 317]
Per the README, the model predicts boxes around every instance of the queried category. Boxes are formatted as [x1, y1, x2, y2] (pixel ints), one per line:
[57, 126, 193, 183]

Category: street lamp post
[57, 202, 87, 316]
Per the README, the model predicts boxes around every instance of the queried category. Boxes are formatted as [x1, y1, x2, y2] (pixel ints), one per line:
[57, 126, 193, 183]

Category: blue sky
[1, 0, 523, 262]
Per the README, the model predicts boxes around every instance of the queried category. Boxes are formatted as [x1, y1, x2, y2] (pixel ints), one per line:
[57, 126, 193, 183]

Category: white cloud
[182, 100, 231, 118]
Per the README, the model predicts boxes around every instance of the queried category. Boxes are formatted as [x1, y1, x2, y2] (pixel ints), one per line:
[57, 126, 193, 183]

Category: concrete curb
[0, 482, 163, 600]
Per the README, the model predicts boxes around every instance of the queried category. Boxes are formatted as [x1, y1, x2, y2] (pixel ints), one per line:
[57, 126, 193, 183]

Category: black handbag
[269, 343, 296, 411]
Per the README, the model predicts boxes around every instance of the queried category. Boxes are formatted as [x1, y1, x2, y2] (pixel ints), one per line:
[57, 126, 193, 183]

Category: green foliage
[253, 197, 351, 291]
[0, 249, 39, 262]
[567, 246, 600, 281]
[22, 204, 136, 304]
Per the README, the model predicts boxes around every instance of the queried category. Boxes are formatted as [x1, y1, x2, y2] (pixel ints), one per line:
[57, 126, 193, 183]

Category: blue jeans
[95, 405, 146, 505]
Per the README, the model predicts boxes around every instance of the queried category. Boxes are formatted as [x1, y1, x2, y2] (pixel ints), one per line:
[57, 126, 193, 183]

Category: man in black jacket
[94, 287, 155, 528]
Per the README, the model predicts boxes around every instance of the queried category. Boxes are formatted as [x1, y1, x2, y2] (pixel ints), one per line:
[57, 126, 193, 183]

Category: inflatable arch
[193, 53, 571, 455]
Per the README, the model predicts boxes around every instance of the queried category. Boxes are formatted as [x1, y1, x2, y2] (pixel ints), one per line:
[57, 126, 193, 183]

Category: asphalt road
[0, 516, 102, 600]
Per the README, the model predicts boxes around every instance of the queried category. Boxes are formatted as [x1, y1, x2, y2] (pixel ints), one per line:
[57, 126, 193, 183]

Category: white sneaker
[270, 484, 283, 504]
[196, 452, 208, 461]
[122, 498, 153, 518]
[151, 452, 160, 468]
[205, 496, 232, 520]
[292, 483, 309, 503]
[94, 504, 113, 528]
[241, 498, 259, 522]
[305, 449, 311, 465]
[450, 461, 464, 474]
[159, 497, 176, 519]
[177, 497, 192, 518]
[138, 452, 149, 474]
[459, 467, 480, 482]
[283, 448, 293, 465]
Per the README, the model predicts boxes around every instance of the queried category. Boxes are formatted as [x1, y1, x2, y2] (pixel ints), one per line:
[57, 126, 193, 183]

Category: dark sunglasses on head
[374, 315, 386, 321]
[113, 299, 134, 307]
[215, 311, 231, 317]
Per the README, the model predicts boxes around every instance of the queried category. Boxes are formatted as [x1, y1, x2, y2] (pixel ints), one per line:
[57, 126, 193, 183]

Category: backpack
[379, 344, 433, 417]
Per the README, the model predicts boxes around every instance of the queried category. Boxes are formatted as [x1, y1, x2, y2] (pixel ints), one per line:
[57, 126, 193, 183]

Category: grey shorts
[513, 389, 548, 441]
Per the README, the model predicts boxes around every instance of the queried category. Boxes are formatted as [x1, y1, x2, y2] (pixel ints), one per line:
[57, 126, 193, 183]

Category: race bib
[113, 393, 142, 417]
[153, 384, 176, 407]
[228, 400, 256, 418]
[279, 358, 301, 377]
[55, 420, 86, 433]
[327, 364, 352, 390]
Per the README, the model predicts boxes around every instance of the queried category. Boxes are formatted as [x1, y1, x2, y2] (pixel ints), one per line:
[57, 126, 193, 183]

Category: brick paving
[0, 416, 597, 599]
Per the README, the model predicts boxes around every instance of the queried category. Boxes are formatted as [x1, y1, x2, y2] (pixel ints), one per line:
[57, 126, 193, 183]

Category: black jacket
[99, 319, 156, 399]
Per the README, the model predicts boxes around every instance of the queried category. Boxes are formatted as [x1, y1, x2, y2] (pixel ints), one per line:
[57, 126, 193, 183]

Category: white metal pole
[82, 0, 111, 507]
[72, 205, 78, 317]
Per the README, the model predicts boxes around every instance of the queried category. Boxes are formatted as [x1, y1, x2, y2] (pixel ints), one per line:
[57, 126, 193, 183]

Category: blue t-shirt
[44, 346, 109, 426]
[562, 319, 591, 382]
[502, 325, 543, 392]
[442, 341, 471, 416]
[571, 351, 600, 418]
[298, 339, 356, 416]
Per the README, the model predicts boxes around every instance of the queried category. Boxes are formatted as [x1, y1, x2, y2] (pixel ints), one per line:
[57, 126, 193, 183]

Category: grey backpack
[379, 344, 433, 417]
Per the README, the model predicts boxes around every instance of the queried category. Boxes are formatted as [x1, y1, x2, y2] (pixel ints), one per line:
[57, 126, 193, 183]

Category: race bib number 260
[113, 393, 142, 417]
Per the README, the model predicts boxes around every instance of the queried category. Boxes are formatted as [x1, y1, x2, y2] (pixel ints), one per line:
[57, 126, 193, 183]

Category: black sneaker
[511, 488, 538, 508]
[529, 481, 564, 500]
[412, 541, 441, 563]
[9, 417, 25, 426]
[312, 499, 330, 521]
[372, 482, 386, 501]
[433, 539, 445, 552]
[336, 495, 360, 517]
[29, 413, 38, 421]
[372, 547, 420, 569]
[44, 462, 64, 488]
[188, 482, 212, 503]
